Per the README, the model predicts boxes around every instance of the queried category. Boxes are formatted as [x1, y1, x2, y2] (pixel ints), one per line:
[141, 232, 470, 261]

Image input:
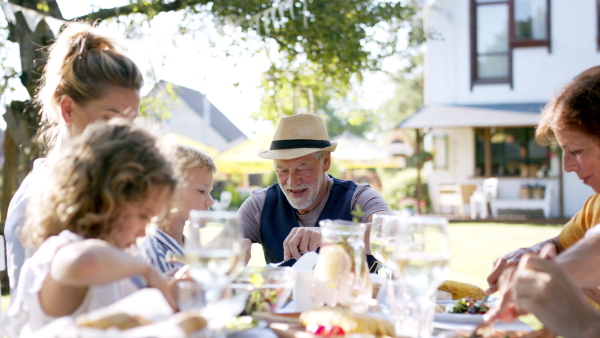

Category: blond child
[140, 145, 216, 274]
[6, 119, 178, 337]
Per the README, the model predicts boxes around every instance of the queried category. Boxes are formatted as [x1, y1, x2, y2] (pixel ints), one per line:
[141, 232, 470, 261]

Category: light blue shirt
[139, 227, 184, 275]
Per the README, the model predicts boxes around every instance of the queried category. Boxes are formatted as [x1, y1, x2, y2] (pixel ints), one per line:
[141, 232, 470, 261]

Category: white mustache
[283, 183, 311, 191]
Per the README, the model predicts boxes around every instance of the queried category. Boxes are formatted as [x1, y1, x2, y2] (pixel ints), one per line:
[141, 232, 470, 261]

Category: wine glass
[388, 216, 451, 338]
[185, 210, 246, 306]
[370, 214, 407, 279]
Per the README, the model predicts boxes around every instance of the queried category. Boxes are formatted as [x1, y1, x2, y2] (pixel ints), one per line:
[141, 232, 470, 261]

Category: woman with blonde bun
[5, 21, 143, 297]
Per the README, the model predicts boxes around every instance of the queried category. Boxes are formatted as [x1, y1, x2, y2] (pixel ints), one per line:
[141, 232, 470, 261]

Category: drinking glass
[370, 214, 407, 313]
[370, 214, 407, 279]
[388, 216, 451, 338]
[312, 219, 372, 313]
[185, 210, 246, 306]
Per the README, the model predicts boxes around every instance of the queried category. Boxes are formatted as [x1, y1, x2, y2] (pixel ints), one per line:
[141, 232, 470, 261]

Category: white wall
[425, 0, 600, 106]
[422, 0, 599, 218]
[424, 126, 563, 217]
[424, 128, 480, 213]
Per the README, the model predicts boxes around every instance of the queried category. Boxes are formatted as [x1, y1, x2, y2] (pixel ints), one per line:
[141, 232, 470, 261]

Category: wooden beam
[415, 129, 422, 214]
[484, 127, 492, 177]
[1, 130, 17, 225]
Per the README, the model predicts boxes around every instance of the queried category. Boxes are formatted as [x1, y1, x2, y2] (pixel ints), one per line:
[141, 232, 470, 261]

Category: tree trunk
[2, 1, 61, 224]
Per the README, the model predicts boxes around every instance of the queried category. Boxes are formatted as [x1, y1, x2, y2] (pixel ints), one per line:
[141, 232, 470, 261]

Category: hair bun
[69, 28, 119, 60]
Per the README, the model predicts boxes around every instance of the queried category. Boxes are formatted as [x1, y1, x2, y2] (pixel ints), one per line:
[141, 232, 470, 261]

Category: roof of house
[156, 80, 246, 142]
[399, 103, 546, 129]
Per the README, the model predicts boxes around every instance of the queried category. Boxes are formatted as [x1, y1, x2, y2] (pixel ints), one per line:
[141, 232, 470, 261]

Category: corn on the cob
[438, 280, 486, 300]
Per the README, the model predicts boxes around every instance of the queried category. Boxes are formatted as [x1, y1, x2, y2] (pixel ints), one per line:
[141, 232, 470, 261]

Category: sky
[0, 1, 397, 137]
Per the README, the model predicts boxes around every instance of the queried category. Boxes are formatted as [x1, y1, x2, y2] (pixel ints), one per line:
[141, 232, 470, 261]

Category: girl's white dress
[5, 230, 138, 337]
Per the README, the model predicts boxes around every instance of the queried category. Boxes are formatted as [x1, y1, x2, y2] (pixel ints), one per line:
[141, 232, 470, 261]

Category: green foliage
[222, 180, 249, 210]
[406, 150, 433, 168]
[139, 82, 177, 120]
[351, 204, 364, 224]
[212, 0, 420, 125]
[262, 170, 277, 187]
[380, 168, 431, 213]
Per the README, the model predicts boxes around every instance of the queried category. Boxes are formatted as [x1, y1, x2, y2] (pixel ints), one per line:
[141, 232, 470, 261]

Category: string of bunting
[244, 0, 310, 35]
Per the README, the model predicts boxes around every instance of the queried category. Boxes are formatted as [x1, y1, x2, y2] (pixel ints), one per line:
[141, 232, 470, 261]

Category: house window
[471, 0, 550, 87]
[474, 127, 549, 177]
[477, 3, 511, 80]
[513, 0, 550, 47]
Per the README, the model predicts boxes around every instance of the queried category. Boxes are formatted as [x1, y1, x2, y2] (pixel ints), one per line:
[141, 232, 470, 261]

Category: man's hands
[283, 227, 321, 261]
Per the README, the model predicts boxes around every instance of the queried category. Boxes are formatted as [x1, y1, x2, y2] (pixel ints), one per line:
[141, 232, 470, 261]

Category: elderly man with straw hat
[238, 113, 395, 266]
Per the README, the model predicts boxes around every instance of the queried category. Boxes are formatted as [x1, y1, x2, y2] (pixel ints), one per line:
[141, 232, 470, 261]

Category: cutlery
[469, 295, 493, 338]
[473, 294, 491, 313]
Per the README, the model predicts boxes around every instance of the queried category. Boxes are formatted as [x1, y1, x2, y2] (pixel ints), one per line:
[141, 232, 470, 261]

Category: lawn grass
[446, 222, 561, 289]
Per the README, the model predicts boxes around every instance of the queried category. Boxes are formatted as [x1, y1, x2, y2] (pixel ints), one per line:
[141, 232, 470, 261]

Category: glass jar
[311, 219, 372, 313]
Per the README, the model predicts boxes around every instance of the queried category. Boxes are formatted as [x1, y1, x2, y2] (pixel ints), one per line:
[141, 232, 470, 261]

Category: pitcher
[312, 219, 372, 313]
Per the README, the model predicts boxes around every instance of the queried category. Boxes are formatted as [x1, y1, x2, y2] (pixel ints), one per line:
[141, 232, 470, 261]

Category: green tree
[0, 0, 422, 218]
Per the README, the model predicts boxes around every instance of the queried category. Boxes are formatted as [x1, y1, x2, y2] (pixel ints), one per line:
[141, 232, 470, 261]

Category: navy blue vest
[259, 176, 378, 270]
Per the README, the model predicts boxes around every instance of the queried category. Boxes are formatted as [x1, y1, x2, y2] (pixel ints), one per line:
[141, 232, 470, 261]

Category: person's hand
[581, 287, 600, 305]
[283, 227, 321, 261]
[486, 244, 558, 323]
[241, 238, 252, 265]
[487, 239, 558, 294]
[173, 264, 191, 281]
[510, 255, 596, 338]
[485, 264, 522, 323]
[486, 257, 517, 294]
[143, 265, 178, 311]
[486, 246, 545, 293]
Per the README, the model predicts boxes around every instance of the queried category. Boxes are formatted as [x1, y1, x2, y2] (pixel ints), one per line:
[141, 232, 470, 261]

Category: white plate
[434, 312, 484, 324]
[436, 300, 456, 305]
[225, 318, 268, 334]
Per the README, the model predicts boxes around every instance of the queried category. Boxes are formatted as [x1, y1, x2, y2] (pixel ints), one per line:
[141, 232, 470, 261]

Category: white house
[400, 0, 600, 218]
[144, 80, 247, 151]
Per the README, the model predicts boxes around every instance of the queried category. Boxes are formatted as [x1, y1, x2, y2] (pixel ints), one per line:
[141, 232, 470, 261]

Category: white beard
[283, 174, 324, 210]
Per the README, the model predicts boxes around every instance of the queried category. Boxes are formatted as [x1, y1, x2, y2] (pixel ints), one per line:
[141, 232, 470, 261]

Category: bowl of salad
[231, 266, 295, 315]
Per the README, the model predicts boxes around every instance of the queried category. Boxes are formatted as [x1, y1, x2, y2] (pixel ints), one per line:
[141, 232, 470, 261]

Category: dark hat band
[270, 139, 332, 150]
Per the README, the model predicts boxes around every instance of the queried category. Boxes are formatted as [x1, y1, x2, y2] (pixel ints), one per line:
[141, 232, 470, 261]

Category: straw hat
[259, 114, 337, 160]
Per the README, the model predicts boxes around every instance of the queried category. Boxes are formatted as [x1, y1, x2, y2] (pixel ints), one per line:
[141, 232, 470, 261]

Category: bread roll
[300, 307, 394, 336]
[436, 290, 452, 300]
[438, 280, 486, 300]
[77, 312, 150, 330]
[169, 311, 208, 334]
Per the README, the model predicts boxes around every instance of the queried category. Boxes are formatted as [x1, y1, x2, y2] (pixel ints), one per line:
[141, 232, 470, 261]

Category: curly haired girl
[6, 119, 177, 337]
